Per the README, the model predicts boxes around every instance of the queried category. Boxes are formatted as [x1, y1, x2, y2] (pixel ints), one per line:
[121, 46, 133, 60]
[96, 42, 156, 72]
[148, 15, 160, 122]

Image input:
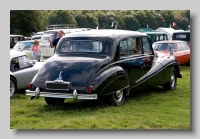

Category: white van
[39, 25, 91, 59]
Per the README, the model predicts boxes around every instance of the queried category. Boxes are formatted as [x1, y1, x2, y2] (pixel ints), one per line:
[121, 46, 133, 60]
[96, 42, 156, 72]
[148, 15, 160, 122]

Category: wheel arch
[90, 66, 129, 98]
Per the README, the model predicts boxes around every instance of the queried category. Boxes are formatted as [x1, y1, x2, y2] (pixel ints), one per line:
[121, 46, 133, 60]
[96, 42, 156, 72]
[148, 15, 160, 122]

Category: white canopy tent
[155, 27, 184, 40]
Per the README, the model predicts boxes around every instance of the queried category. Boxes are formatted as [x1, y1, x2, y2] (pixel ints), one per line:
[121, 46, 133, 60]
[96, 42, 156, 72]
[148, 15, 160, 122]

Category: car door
[141, 36, 161, 86]
[11, 55, 35, 89]
[125, 37, 148, 89]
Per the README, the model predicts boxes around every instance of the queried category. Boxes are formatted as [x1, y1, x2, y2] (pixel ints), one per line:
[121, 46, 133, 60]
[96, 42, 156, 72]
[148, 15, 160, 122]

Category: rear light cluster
[28, 83, 33, 90]
[87, 86, 93, 93]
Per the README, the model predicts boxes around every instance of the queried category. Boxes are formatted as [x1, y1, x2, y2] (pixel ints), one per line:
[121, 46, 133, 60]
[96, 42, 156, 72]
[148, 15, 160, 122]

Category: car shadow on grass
[39, 86, 167, 112]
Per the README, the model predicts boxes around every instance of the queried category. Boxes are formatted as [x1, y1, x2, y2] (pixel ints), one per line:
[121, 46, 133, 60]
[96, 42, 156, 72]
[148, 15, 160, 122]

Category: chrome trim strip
[25, 90, 97, 100]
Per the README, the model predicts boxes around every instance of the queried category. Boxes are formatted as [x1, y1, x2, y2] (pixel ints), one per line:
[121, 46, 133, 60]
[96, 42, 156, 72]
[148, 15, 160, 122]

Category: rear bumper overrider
[26, 88, 97, 101]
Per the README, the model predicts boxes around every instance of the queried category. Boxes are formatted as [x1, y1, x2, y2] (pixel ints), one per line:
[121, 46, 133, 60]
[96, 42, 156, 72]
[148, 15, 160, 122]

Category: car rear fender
[90, 66, 129, 98]
[10, 72, 17, 84]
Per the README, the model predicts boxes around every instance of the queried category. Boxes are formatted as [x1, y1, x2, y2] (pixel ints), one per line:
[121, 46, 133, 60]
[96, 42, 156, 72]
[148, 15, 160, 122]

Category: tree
[134, 10, 149, 29]
[124, 15, 140, 31]
[10, 10, 43, 36]
[47, 10, 77, 26]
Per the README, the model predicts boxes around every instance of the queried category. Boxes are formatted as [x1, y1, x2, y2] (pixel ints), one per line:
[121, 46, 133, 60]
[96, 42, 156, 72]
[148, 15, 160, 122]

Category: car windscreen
[13, 42, 33, 50]
[41, 31, 56, 42]
[60, 40, 103, 53]
[153, 43, 176, 51]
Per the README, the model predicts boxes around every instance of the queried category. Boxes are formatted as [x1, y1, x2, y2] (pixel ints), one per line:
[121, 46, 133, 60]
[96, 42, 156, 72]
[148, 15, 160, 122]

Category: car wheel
[187, 59, 190, 66]
[44, 97, 65, 105]
[111, 89, 126, 106]
[10, 76, 17, 97]
[163, 67, 177, 91]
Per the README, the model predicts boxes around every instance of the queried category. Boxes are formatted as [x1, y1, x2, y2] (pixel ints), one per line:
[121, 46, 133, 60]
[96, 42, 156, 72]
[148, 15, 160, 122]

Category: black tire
[10, 76, 17, 97]
[111, 89, 126, 106]
[44, 97, 65, 105]
[187, 59, 190, 66]
[163, 67, 177, 91]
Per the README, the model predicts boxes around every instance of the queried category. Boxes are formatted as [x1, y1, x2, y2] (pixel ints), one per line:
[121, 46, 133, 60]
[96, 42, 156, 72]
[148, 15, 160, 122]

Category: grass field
[10, 66, 190, 129]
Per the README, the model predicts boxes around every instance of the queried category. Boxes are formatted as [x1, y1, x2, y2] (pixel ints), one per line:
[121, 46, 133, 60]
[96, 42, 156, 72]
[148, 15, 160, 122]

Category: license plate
[45, 81, 70, 90]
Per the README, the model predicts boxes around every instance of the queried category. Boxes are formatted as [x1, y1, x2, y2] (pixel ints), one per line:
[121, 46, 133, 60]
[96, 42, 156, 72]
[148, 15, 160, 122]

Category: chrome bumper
[25, 88, 97, 100]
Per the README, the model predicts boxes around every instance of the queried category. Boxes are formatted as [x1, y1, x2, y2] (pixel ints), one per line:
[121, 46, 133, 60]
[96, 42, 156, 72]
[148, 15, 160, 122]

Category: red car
[152, 40, 190, 65]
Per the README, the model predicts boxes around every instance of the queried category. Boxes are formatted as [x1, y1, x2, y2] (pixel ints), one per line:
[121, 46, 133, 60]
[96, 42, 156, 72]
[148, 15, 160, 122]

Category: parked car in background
[10, 50, 44, 97]
[31, 31, 44, 40]
[145, 32, 169, 44]
[172, 31, 190, 47]
[26, 29, 182, 106]
[153, 40, 190, 65]
[31, 35, 42, 40]
[10, 35, 24, 48]
[12, 40, 34, 60]
[39, 24, 90, 59]
[137, 28, 169, 44]
[35, 31, 44, 36]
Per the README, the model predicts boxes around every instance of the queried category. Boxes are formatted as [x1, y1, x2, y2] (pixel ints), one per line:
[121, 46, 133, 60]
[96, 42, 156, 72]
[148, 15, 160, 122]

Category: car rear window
[172, 32, 190, 42]
[60, 40, 103, 53]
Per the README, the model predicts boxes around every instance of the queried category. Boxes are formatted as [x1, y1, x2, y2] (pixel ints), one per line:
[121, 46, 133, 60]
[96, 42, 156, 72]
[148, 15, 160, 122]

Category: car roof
[153, 40, 187, 44]
[10, 50, 26, 60]
[145, 32, 167, 34]
[173, 31, 190, 34]
[63, 29, 147, 39]
[10, 35, 23, 37]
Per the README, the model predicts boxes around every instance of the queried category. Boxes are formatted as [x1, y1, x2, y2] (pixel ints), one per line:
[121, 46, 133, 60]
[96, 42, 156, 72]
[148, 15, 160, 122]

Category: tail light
[28, 83, 32, 90]
[87, 86, 93, 93]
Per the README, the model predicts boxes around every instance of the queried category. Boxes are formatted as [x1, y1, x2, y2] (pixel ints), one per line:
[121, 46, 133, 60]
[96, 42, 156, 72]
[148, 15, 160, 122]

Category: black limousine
[26, 29, 182, 106]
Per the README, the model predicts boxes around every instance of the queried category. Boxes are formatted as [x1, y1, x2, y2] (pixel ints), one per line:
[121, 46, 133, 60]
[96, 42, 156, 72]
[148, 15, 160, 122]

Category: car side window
[156, 35, 159, 41]
[183, 42, 190, 50]
[177, 42, 184, 51]
[159, 35, 164, 41]
[10, 56, 32, 72]
[142, 37, 152, 54]
[18, 56, 32, 69]
[119, 39, 128, 57]
[11, 58, 20, 72]
[164, 35, 168, 40]
[127, 37, 141, 55]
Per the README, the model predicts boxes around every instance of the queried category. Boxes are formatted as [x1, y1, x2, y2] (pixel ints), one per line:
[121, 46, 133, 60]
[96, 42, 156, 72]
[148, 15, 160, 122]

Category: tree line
[10, 10, 190, 36]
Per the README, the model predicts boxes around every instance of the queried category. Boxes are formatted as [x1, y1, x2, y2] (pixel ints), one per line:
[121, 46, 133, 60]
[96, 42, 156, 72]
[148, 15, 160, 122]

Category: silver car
[10, 50, 43, 97]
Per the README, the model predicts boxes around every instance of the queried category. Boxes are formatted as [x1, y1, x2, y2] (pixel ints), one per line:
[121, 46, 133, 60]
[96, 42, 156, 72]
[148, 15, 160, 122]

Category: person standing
[32, 40, 42, 62]
[48, 30, 64, 52]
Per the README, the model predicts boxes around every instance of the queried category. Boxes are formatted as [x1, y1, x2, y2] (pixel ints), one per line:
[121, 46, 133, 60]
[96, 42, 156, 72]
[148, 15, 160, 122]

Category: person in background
[48, 30, 64, 52]
[32, 40, 41, 62]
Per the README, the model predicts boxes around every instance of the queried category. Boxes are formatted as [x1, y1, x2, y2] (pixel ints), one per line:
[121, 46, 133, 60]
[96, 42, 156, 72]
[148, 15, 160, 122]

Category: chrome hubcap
[171, 72, 175, 88]
[115, 90, 123, 102]
[10, 80, 15, 97]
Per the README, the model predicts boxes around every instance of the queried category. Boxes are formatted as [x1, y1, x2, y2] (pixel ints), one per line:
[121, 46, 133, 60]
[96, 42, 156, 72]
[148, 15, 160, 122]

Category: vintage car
[12, 40, 44, 60]
[10, 50, 43, 97]
[25, 29, 182, 106]
[152, 40, 190, 66]
[10, 35, 24, 48]
[12, 40, 34, 59]
[172, 31, 190, 47]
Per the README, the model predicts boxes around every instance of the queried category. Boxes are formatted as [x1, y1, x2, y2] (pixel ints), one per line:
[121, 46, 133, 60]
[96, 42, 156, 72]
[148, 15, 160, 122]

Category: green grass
[10, 66, 190, 129]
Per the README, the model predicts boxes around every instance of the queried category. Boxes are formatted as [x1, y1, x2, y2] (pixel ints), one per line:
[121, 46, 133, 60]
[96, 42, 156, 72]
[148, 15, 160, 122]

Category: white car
[10, 50, 44, 97]
[12, 40, 43, 60]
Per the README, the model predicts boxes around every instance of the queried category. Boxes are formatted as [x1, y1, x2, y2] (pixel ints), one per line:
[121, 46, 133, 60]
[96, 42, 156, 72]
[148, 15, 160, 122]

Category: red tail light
[28, 83, 32, 90]
[87, 86, 93, 93]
